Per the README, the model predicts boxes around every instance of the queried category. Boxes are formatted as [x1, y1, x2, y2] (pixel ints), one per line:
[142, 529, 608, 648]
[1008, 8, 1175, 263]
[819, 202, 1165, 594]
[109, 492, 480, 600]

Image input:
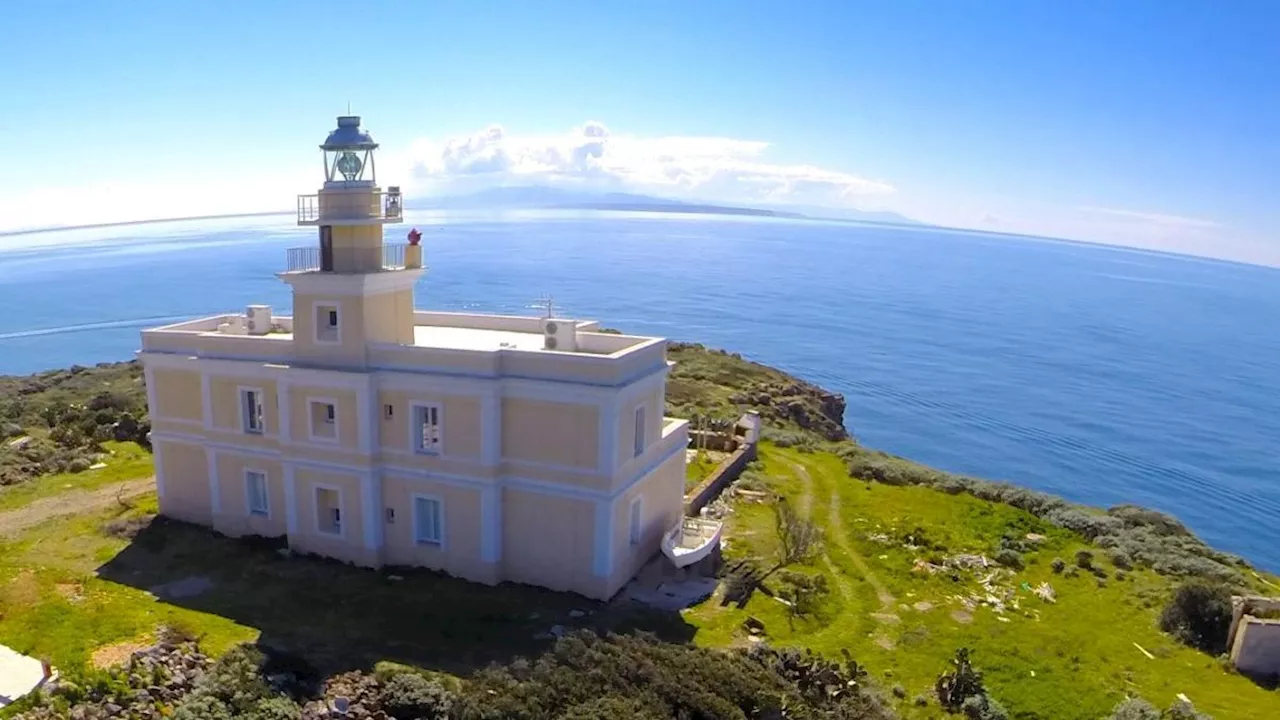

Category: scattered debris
[89, 462, 108, 470]
[743, 616, 766, 635]
[913, 601, 934, 612]
[1024, 533, 1047, 543]
[7, 436, 31, 448]
[568, 609, 586, 618]
[1133, 642, 1155, 660]
[1033, 582, 1056, 603]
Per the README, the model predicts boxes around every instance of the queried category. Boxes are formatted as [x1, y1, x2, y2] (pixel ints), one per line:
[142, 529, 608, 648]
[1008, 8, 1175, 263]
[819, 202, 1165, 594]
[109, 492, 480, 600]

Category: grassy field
[4, 444, 1274, 718]
[0, 441, 151, 512]
[682, 445, 1279, 719]
[0, 485, 691, 680]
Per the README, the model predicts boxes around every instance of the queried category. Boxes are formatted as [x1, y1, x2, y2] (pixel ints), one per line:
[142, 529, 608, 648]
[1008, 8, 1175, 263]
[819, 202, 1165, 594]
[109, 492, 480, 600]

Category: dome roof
[320, 116, 379, 151]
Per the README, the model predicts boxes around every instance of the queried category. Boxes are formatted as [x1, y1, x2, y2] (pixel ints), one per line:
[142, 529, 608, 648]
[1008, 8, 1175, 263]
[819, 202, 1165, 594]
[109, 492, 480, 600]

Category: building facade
[139, 116, 689, 600]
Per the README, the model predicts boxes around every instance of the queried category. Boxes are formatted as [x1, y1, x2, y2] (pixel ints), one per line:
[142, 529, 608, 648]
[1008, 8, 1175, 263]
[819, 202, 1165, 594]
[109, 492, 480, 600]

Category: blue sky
[2, 1, 1277, 263]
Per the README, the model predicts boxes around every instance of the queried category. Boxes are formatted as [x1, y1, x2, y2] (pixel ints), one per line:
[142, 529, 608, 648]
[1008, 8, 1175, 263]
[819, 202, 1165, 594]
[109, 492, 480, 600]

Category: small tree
[1159, 581, 1233, 655]
[771, 498, 821, 575]
[935, 648, 986, 711]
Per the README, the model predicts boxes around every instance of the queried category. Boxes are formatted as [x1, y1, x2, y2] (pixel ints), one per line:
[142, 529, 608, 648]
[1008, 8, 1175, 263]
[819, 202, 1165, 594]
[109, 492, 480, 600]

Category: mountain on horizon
[405, 185, 924, 226]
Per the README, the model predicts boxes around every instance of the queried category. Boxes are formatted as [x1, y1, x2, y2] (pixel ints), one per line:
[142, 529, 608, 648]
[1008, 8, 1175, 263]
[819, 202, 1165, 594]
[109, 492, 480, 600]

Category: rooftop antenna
[537, 295, 556, 318]
[347, 101, 351, 114]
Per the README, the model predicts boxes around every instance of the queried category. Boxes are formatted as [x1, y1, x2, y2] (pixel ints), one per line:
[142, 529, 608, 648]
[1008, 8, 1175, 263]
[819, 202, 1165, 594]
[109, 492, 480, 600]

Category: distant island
[0, 186, 926, 238]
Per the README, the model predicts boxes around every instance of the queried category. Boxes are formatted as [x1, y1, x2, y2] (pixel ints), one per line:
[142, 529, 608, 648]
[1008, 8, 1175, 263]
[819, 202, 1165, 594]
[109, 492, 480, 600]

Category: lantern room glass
[324, 147, 376, 184]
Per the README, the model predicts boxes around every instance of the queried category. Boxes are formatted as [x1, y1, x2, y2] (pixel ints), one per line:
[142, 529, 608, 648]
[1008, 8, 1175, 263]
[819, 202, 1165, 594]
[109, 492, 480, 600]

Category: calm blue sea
[1, 211, 1278, 570]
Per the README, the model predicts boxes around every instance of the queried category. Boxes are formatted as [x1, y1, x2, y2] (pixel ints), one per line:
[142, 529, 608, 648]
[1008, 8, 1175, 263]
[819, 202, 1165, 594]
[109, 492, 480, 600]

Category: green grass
[0, 441, 151, 511]
[0, 490, 691, 680]
[684, 450, 724, 493]
[683, 444, 1280, 720]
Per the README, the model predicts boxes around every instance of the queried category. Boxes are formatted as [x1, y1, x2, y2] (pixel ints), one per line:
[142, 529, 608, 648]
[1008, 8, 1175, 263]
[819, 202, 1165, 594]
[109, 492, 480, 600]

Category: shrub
[1110, 550, 1134, 570]
[379, 672, 455, 719]
[66, 457, 94, 473]
[1075, 550, 1095, 570]
[1050, 558, 1066, 574]
[451, 630, 896, 720]
[1160, 582, 1234, 655]
[961, 694, 1009, 720]
[1106, 697, 1160, 720]
[994, 549, 1024, 571]
[935, 648, 985, 711]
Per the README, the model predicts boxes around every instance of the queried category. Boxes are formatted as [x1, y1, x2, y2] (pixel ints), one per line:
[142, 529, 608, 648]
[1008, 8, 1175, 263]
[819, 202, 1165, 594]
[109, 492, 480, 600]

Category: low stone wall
[1230, 595, 1280, 678]
[684, 445, 752, 517]
[689, 430, 739, 453]
[683, 412, 761, 517]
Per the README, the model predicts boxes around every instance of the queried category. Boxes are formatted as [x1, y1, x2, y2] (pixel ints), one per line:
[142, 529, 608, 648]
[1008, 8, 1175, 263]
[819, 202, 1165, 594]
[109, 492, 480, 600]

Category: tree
[770, 497, 822, 576]
[1160, 581, 1234, 655]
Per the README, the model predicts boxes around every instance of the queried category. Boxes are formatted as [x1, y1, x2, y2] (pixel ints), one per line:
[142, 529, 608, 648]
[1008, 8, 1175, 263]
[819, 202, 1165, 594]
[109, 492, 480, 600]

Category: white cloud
[1078, 206, 1221, 229]
[402, 121, 896, 207]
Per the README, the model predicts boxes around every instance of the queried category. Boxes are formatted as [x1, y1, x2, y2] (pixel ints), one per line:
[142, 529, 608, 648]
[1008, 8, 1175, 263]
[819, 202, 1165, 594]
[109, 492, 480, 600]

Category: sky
[1, 1, 1277, 264]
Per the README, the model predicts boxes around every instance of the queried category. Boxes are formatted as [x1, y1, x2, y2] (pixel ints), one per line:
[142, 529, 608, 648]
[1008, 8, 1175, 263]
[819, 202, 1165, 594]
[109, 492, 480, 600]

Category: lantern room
[321, 115, 379, 186]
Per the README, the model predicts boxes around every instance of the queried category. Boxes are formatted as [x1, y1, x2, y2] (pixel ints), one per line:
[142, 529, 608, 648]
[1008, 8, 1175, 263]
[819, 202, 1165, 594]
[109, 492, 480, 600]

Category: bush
[1165, 699, 1214, 719]
[1050, 557, 1066, 574]
[1110, 549, 1134, 570]
[66, 457, 94, 473]
[379, 672, 455, 719]
[451, 630, 896, 720]
[961, 694, 1009, 720]
[1075, 550, 1095, 570]
[1107, 697, 1160, 720]
[1160, 581, 1234, 655]
[994, 549, 1024, 571]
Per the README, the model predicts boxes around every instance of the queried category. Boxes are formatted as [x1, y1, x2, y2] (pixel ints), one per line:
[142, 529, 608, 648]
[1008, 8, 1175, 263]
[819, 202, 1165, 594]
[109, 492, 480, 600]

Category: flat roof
[411, 325, 547, 352]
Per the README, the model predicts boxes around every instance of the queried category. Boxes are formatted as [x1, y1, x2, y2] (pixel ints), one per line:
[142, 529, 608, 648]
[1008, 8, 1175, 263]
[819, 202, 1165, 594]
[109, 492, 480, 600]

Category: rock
[568, 609, 585, 618]
[549, 624, 567, 637]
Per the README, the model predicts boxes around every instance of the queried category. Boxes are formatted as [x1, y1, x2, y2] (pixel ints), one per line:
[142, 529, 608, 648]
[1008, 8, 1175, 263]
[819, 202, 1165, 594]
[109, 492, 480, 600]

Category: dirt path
[0, 478, 154, 538]
[787, 459, 901, 648]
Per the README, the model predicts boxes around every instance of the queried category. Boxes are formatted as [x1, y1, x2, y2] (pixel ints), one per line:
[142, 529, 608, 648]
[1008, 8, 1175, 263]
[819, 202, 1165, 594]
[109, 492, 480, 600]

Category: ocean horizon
[2, 210, 1277, 572]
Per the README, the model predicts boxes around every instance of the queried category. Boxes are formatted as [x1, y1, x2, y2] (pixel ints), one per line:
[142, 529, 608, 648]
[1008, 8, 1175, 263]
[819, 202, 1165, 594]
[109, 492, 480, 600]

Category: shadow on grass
[95, 517, 697, 678]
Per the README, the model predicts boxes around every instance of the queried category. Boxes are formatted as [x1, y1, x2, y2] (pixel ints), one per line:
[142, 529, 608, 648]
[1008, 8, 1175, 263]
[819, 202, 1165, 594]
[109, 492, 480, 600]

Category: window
[241, 388, 264, 434]
[308, 400, 338, 442]
[245, 470, 269, 516]
[413, 404, 442, 454]
[315, 303, 340, 343]
[629, 497, 643, 546]
[316, 487, 341, 535]
[633, 405, 646, 457]
[414, 496, 444, 545]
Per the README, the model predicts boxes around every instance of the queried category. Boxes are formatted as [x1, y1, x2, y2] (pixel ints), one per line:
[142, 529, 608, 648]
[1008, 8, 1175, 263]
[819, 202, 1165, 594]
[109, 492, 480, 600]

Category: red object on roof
[407, 228, 422, 245]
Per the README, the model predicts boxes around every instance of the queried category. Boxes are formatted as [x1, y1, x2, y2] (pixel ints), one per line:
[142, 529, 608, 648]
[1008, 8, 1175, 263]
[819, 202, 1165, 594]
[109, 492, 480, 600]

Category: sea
[1, 211, 1277, 571]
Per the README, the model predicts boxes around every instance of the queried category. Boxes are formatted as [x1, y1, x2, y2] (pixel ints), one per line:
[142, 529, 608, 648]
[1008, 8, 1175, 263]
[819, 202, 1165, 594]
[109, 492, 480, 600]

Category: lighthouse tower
[281, 116, 423, 367]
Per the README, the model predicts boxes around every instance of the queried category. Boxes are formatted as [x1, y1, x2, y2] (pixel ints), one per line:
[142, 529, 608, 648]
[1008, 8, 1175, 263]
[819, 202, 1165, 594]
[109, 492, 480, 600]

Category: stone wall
[683, 412, 761, 517]
[1229, 595, 1280, 678]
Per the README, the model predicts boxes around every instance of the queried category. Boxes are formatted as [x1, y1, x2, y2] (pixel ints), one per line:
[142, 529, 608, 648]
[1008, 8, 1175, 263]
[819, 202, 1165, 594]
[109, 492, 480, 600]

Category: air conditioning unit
[245, 305, 273, 336]
[542, 317, 577, 352]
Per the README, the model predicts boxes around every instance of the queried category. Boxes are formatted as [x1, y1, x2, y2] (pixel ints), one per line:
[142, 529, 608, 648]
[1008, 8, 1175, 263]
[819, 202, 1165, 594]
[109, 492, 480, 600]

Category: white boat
[661, 517, 723, 568]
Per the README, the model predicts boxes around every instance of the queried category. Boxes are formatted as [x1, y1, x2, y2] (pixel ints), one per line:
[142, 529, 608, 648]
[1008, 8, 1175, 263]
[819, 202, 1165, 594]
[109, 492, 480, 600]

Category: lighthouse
[280, 116, 423, 366]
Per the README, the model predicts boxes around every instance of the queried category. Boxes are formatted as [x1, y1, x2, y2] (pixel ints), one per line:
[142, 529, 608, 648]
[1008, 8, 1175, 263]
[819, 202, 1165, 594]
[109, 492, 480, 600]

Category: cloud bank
[402, 121, 896, 207]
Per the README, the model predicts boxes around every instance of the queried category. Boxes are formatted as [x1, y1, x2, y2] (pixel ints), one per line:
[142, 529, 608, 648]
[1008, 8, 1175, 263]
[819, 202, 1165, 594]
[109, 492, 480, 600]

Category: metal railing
[296, 190, 403, 225]
[283, 242, 411, 273]
[286, 245, 321, 272]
